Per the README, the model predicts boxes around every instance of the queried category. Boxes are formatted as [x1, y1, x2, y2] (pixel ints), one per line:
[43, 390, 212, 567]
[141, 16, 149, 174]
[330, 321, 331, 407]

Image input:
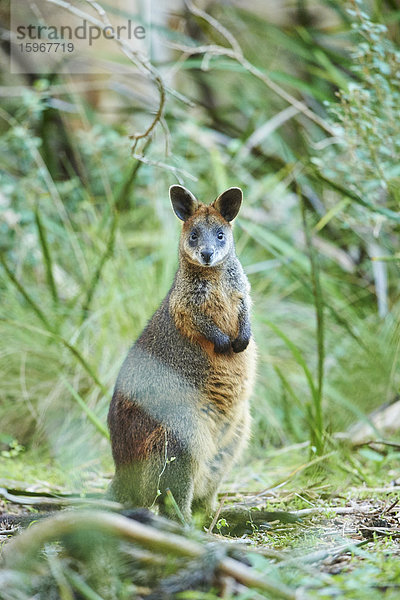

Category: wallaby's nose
[201, 249, 214, 264]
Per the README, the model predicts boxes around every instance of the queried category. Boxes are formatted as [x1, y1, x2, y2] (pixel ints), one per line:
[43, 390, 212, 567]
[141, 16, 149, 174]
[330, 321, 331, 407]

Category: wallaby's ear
[170, 185, 199, 221]
[212, 187, 243, 222]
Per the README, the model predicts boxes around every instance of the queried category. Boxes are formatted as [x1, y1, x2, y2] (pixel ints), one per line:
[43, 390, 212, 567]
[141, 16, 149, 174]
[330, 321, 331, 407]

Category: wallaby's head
[170, 186, 242, 268]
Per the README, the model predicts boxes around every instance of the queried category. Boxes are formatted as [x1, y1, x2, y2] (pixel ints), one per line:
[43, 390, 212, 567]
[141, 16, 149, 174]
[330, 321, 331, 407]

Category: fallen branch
[292, 505, 379, 518]
[3, 510, 298, 600]
[354, 440, 400, 451]
[281, 539, 370, 567]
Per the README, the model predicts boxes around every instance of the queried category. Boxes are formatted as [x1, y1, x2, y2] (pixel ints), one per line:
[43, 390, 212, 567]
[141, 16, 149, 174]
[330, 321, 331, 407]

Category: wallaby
[108, 186, 257, 522]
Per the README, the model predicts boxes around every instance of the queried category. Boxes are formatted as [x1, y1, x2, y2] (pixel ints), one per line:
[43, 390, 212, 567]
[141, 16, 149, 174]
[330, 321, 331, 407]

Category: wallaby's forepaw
[232, 334, 250, 353]
[213, 332, 232, 354]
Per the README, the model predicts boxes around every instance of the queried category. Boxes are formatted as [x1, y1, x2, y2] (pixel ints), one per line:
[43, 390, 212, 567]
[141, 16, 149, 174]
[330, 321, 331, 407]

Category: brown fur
[108, 186, 256, 521]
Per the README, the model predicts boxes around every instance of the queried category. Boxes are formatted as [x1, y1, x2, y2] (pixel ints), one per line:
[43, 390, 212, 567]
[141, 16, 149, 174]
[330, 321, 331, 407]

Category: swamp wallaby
[108, 186, 256, 521]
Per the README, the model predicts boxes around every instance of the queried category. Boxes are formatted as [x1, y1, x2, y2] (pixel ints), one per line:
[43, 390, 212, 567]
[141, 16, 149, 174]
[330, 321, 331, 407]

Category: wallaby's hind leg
[108, 453, 195, 523]
[192, 485, 219, 522]
[108, 460, 160, 508]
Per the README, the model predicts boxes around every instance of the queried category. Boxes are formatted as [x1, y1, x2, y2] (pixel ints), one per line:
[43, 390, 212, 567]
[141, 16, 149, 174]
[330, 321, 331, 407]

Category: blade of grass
[0, 254, 52, 330]
[313, 171, 400, 223]
[61, 377, 109, 440]
[301, 195, 325, 454]
[314, 198, 350, 232]
[34, 206, 58, 304]
[274, 365, 308, 441]
[165, 489, 187, 526]
[0, 317, 107, 395]
[260, 317, 323, 453]
[260, 318, 317, 399]
[241, 219, 367, 350]
[80, 211, 117, 325]
[64, 569, 105, 600]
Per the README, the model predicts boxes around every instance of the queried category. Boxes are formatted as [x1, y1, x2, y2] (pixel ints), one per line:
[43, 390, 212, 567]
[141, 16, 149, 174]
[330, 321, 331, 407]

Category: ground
[1, 442, 400, 599]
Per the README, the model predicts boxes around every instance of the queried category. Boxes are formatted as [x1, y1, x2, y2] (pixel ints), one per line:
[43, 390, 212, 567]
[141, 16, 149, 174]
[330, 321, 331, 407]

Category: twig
[281, 539, 370, 567]
[382, 498, 400, 515]
[131, 153, 198, 182]
[354, 440, 400, 451]
[292, 505, 378, 518]
[3, 511, 298, 600]
[359, 526, 400, 537]
[0, 487, 122, 510]
[208, 493, 228, 534]
[168, 2, 335, 135]
[0, 526, 20, 535]
[349, 487, 400, 494]
[45, 0, 166, 152]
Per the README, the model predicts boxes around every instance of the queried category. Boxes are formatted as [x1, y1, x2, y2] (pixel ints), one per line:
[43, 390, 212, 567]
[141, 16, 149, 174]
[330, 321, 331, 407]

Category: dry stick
[173, 2, 335, 135]
[80, 0, 165, 151]
[382, 498, 400, 515]
[3, 511, 298, 600]
[208, 493, 228, 534]
[292, 505, 380, 518]
[45, 0, 166, 152]
[130, 152, 197, 181]
[355, 440, 400, 451]
[0, 526, 19, 535]
[349, 487, 400, 494]
[280, 540, 370, 567]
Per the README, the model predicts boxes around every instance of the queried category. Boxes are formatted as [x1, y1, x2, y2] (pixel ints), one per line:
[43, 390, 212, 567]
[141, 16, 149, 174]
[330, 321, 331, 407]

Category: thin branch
[185, 0, 243, 57]
[131, 153, 198, 182]
[45, 0, 166, 152]
[292, 505, 380, 518]
[280, 539, 370, 567]
[168, 2, 335, 135]
[354, 440, 400, 451]
[208, 493, 228, 534]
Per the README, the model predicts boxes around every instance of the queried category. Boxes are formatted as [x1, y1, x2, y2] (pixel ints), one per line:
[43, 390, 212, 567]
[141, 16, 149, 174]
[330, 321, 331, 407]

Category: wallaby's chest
[171, 275, 243, 341]
[201, 284, 242, 339]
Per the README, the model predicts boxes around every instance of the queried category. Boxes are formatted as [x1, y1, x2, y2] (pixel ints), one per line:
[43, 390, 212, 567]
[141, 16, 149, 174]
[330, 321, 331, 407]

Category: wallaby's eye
[190, 231, 198, 242]
[217, 231, 224, 240]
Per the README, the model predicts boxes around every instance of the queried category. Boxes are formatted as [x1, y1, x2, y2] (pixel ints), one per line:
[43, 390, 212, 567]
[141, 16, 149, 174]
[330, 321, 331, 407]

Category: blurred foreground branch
[3, 510, 298, 600]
